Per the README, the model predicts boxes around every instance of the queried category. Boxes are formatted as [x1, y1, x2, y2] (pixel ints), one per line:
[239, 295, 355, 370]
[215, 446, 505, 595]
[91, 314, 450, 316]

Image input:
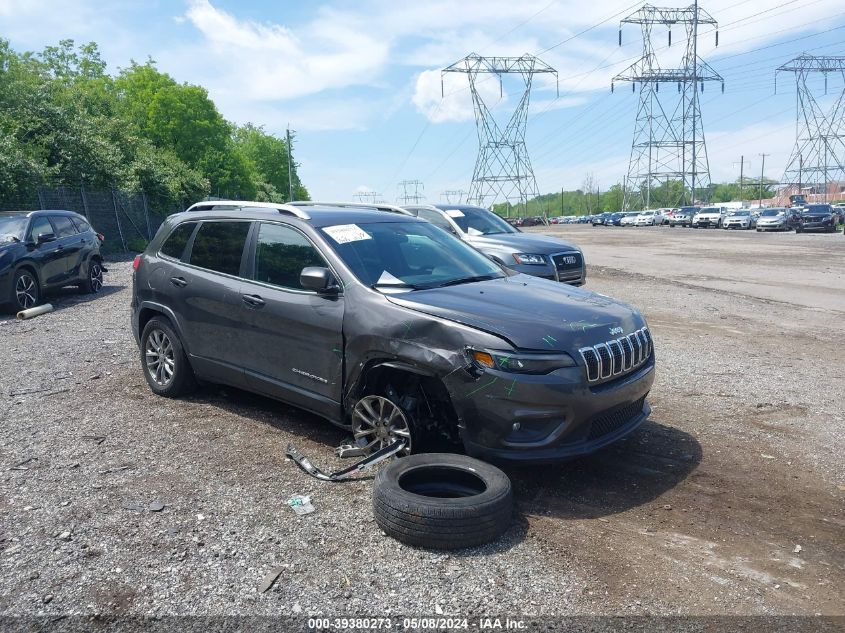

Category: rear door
[26, 216, 66, 287]
[239, 221, 344, 420]
[178, 219, 252, 387]
[49, 215, 82, 281]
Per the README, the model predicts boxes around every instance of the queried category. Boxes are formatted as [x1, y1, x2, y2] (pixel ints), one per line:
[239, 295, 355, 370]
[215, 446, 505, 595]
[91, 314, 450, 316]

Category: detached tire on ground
[373, 453, 512, 550]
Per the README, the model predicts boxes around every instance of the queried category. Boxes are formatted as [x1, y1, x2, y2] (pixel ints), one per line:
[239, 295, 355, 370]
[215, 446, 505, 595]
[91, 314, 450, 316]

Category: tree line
[0, 39, 308, 212]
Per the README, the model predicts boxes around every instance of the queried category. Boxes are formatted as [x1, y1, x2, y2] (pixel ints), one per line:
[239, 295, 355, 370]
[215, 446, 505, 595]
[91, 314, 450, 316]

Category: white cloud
[183, 0, 390, 101]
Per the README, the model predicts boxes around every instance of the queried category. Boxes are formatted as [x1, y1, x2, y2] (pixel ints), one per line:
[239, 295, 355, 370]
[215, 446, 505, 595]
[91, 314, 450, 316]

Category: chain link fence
[1, 186, 181, 256]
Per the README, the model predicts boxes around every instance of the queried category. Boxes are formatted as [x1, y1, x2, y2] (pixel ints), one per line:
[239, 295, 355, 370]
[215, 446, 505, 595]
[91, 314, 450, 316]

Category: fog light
[512, 422, 521, 431]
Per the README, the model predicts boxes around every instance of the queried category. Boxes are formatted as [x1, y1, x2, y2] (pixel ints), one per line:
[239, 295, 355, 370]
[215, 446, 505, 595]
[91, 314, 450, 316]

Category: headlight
[470, 349, 576, 374]
[512, 253, 546, 265]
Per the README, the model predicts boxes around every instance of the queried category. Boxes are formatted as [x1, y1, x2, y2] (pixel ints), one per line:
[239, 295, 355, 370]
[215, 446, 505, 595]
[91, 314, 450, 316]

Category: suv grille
[552, 252, 583, 282]
[587, 397, 646, 441]
[579, 327, 652, 383]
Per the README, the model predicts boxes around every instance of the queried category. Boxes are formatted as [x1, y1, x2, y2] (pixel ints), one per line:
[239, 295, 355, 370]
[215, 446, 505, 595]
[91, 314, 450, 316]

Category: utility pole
[739, 155, 744, 200]
[286, 126, 294, 202]
[758, 153, 769, 207]
[397, 180, 425, 204]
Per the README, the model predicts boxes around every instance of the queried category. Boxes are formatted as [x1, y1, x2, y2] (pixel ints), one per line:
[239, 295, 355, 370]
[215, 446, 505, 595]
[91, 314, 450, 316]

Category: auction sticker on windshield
[323, 224, 372, 244]
[445, 209, 465, 218]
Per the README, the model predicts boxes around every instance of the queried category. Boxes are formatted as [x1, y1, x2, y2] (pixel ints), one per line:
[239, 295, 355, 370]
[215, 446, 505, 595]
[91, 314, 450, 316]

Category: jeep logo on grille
[559, 255, 577, 265]
[609, 326, 623, 335]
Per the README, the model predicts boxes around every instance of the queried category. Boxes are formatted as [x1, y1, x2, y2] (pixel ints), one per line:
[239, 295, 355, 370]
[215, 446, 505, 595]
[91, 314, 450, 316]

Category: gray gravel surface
[0, 228, 842, 619]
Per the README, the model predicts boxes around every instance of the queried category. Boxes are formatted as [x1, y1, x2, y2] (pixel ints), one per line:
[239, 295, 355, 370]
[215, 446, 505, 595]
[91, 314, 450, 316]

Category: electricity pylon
[397, 180, 425, 204]
[440, 190, 467, 204]
[613, 2, 723, 210]
[353, 190, 381, 204]
[442, 54, 557, 215]
[777, 54, 845, 203]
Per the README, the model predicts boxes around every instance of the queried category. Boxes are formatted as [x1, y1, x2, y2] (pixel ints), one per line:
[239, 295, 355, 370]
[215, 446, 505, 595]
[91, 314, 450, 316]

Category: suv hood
[386, 275, 644, 351]
[466, 232, 579, 254]
[694, 211, 722, 218]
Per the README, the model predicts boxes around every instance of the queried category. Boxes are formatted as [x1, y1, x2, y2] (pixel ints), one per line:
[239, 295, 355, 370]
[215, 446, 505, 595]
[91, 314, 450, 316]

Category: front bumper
[723, 221, 750, 229]
[799, 220, 835, 231]
[445, 356, 655, 462]
[757, 222, 785, 231]
[692, 218, 720, 227]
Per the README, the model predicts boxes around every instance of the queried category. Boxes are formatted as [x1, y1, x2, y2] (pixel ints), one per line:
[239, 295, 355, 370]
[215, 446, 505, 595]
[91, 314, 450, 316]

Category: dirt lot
[0, 225, 842, 620]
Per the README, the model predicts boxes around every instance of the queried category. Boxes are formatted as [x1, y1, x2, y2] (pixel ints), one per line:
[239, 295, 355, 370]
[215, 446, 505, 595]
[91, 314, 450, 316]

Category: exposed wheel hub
[352, 395, 412, 456]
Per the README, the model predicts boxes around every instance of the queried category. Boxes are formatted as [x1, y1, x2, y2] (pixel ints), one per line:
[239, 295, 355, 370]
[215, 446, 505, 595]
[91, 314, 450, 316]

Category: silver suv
[403, 204, 585, 285]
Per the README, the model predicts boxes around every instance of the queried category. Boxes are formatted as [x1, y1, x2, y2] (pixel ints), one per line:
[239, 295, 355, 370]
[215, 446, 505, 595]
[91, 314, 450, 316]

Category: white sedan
[634, 211, 662, 226]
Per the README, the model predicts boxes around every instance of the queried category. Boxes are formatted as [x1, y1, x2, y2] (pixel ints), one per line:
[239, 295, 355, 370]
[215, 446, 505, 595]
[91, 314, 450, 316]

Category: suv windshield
[444, 207, 516, 236]
[0, 217, 26, 241]
[320, 220, 506, 291]
[804, 205, 831, 213]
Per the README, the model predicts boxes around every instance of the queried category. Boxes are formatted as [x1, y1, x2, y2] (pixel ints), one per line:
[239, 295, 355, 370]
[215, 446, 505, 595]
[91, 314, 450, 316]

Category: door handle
[170, 276, 188, 287]
[242, 294, 265, 308]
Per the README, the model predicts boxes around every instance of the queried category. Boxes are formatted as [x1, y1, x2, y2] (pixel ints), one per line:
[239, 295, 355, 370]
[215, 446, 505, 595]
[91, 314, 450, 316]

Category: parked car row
[586, 204, 844, 233]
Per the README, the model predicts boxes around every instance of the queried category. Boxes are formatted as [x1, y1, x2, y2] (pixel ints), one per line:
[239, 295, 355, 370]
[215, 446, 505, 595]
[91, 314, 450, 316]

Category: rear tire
[79, 258, 104, 294]
[373, 453, 513, 550]
[140, 317, 196, 397]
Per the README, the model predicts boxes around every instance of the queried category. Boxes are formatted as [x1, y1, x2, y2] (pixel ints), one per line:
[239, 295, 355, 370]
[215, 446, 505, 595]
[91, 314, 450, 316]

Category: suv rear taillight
[132, 255, 141, 271]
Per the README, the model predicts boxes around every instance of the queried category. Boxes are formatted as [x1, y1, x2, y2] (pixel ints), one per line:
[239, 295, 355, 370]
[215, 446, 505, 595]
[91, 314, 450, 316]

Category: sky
[1, 0, 844, 203]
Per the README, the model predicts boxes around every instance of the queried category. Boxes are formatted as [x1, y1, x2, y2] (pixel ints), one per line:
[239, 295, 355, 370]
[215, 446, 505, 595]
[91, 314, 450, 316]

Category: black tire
[140, 317, 196, 397]
[11, 269, 40, 312]
[79, 258, 104, 294]
[372, 453, 512, 550]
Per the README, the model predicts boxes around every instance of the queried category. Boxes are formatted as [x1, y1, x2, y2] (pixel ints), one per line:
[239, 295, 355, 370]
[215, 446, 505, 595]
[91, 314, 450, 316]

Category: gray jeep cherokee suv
[131, 201, 654, 462]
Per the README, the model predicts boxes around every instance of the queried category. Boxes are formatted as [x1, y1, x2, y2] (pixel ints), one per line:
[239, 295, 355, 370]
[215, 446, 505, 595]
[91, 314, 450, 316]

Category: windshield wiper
[371, 282, 423, 290]
[424, 274, 503, 289]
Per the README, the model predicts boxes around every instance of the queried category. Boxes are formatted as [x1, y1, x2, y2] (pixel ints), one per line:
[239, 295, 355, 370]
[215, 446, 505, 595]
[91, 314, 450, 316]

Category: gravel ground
[0, 228, 842, 620]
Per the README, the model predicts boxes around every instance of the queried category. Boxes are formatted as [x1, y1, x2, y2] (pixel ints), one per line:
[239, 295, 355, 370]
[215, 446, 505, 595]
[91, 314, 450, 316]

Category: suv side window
[160, 222, 198, 260]
[28, 217, 54, 242]
[70, 216, 92, 233]
[51, 215, 78, 238]
[253, 222, 328, 290]
[417, 208, 454, 233]
[189, 221, 250, 276]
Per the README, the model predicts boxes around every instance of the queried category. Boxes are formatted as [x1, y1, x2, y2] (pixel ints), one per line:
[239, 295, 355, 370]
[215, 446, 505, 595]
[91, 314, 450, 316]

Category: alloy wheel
[352, 395, 412, 456]
[90, 262, 103, 292]
[15, 274, 37, 310]
[145, 329, 175, 387]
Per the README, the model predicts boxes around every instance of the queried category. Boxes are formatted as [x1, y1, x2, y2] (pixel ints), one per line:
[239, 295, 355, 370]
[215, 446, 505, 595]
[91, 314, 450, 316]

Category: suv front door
[26, 216, 67, 287]
[49, 215, 83, 281]
[239, 221, 344, 420]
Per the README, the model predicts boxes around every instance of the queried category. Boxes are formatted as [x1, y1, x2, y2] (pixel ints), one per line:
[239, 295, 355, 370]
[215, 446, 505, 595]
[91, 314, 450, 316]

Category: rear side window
[189, 221, 250, 276]
[51, 216, 78, 238]
[160, 222, 197, 260]
[28, 217, 54, 242]
[70, 217, 92, 233]
[253, 223, 327, 290]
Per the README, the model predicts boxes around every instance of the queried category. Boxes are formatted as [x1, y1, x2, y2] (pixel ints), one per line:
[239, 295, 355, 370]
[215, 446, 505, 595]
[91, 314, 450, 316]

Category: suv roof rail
[289, 201, 414, 216]
[185, 200, 311, 220]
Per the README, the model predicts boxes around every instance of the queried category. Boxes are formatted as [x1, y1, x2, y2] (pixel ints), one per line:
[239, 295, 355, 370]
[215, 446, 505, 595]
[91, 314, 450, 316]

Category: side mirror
[37, 232, 57, 244]
[300, 266, 339, 294]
